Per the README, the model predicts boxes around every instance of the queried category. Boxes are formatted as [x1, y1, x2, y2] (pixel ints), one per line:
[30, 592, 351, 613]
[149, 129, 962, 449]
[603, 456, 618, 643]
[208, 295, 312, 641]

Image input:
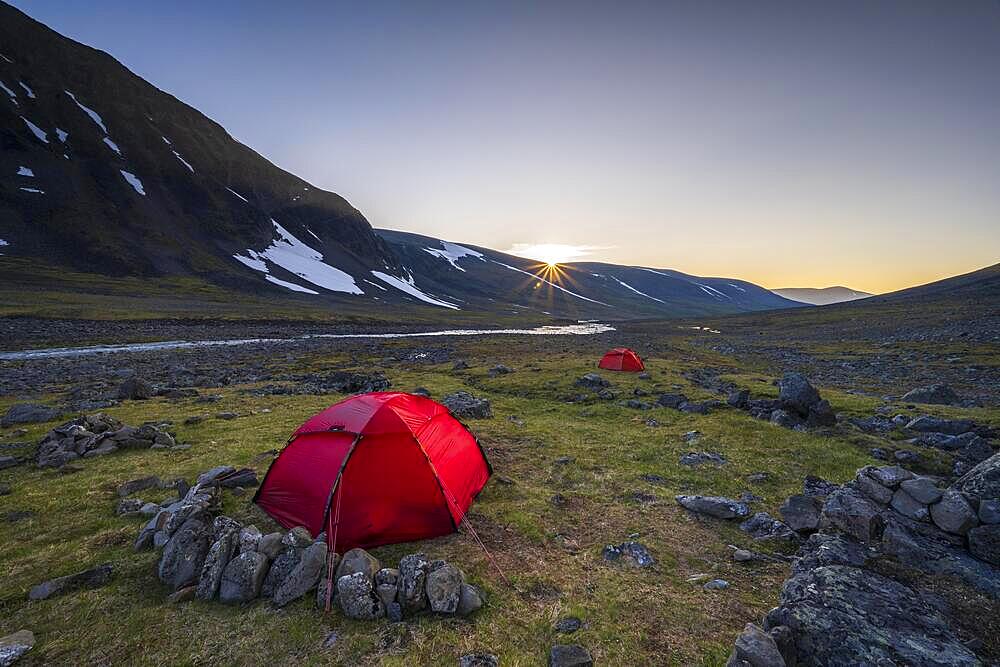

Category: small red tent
[254, 392, 491, 552]
[598, 347, 645, 372]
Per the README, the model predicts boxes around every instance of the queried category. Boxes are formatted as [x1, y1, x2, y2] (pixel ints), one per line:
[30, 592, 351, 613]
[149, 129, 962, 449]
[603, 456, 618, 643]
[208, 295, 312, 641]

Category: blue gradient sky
[12, 1, 1000, 292]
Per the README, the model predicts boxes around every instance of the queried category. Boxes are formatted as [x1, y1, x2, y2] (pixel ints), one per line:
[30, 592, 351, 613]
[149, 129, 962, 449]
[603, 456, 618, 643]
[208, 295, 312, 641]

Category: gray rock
[679, 451, 727, 466]
[158, 517, 210, 590]
[899, 477, 943, 504]
[117, 475, 161, 498]
[704, 578, 729, 590]
[218, 551, 269, 603]
[555, 617, 583, 633]
[274, 541, 328, 606]
[905, 416, 974, 435]
[549, 644, 593, 667]
[821, 487, 884, 543]
[794, 532, 869, 572]
[952, 452, 1000, 503]
[576, 373, 609, 388]
[117, 377, 154, 400]
[261, 549, 301, 598]
[769, 409, 800, 429]
[889, 488, 929, 522]
[726, 623, 786, 667]
[727, 389, 750, 408]
[258, 532, 285, 559]
[0, 629, 35, 667]
[779, 494, 823, 533]
[337, 571, 384, 620]
[855, 472, 893, 505]
[397, 553, 430, 614]
[1, 403, 60, 427]
[967, 524, 1000, 565]
[676, 494, 750, 519]
[196, 531, 238, 601]
[238, 525, 262, 553]
[769, 565, 978, 666]
[281, 526, 313, 549]
[197, 465, 236, 485]
[335, 547, 380, 582]
[901, 384, 961, 405]
[459, 654, 498, 667]
[602, 541, 656, 567]
[314, 553, 341, 610]
[778, 372, 821, 416]
[386, 601, 403, 622]
[27, 563, 113, 600]
[929, 490, 979, 535]
[867, 465, 914, 489]
[166, 585, 197, 604]
[426, 562, 464, 613]
[807, 399, 836, 427]
[116, 498, 145, 516]
[979, 498, 1000, 524]
[441, 391, 493, 419]
[457, 583, 484, 616]
[740, 512, 798, 542]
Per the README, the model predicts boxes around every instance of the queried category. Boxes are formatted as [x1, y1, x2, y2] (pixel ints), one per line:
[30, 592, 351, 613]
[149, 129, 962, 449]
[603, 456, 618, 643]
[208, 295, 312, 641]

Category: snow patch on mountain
[19, 187, 44, 194]
[18, 81, 35, 98]
[609, 275, 665, 303]
[1, 80, 18, 104]
[172, 151, 194, 172]
[422, 241, 485, 271]
[20, 116, 48, 143]
[16, 166, 34, 177]
[65, 91, 108, 133]
[265, 275, 319, 294]
[55, 128, 68, 142]
[372, 270, 460, 309]
[103, 136, 122, 156]
[695, 283, 730, 299]
[226, 188, 249, 203]
[120, 170, 145, 195]
[233, 220, 364, 295]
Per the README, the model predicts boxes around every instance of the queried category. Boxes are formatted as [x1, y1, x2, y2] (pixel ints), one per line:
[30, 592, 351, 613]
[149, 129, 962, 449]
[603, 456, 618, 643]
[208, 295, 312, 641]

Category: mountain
[772, 286, 872, 305]
[0, 2, 800, 322]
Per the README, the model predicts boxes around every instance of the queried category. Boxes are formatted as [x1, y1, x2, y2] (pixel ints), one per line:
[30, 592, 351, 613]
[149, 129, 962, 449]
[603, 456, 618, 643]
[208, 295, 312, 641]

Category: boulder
[821, 487, 884, 543]
[575, 373, 609, 388]
[337, 572, 385, 620]
[979, 499, 1000, 524]
[726, 623, 786, 667]
[1, 403, 60, 427]
[425, 562, 464, 613]
[967, 524, 1000, 565]
[441, 391, 493, 419]
[397, 553, 430, 614]
[952, 452, 1000, 503]
[657, 393, 688, 409]
[549, 644, 593, 667]
[197, 465, 235, 485]
[334, 547, 380, 582]
[27, 563, 113, 601]
[196, 531, 238, 601]
[739, 512, 798, 542]
[898, 477, 942, 504]
[901, 384, 961, 405]
[0, 630, 35, 667]
[807, 399, 836, 427]
[374, 568, 399, 608]
[273, 541, 328, 606]
[904, 416, 974, 435]
[676, 495, 751, 519]
[854, 473, 893, 505]
[261, 549, 301, 598]
[889, 488, 929, 522]
[778, 372, 820, 416]
[117, 475, 161, 498]
[258, 532, 285, 560]
[457, 583, 485, 616]
[769, 409, 801, 429]
[930, 489, 979, 535]
[779, 494, 823, 533]
[117, 377, 154, 400]
[459, 655, 498, 667]
[238, 525, 262, 553]
[158, 517, 211, 591]
[218, 552, 269, 603]
[281, 526, 313, 549]
[866, 465, 913, 489]
[767, 565, 978, 666]
[601, 541, 655, 567]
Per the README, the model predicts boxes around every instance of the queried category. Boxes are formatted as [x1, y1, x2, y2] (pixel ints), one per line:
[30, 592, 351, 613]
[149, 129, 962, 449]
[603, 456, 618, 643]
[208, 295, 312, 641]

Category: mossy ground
[1, 330, 998, 665]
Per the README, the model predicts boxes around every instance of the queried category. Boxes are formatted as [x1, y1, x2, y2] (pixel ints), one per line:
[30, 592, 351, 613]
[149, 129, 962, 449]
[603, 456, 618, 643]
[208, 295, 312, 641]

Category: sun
[506, 243, 592, 266]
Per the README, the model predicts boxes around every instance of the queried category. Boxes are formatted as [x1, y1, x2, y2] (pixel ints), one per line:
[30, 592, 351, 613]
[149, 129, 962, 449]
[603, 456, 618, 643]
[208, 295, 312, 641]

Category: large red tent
[598, 347, 645, 372]
[254, 392, 491, 552]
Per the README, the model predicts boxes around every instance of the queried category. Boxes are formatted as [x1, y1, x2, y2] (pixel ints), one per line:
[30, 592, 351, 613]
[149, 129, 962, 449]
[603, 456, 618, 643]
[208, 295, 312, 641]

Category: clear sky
[12, 0, 1000, 293]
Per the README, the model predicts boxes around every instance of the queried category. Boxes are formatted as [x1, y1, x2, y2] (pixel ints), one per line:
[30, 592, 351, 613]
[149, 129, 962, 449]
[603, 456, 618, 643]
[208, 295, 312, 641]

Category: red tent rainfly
[254, 392, 491, 552]
[598, 347, 645, 372]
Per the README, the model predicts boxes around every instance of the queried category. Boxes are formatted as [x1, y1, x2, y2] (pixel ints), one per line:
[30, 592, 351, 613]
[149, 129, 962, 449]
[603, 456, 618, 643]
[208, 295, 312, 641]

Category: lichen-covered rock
[0, 629, 35, 666]
[726, 623, 786, 667]
[273, 541, 327, 607]
[218, 552, 269, 603]
[257, 532, 285, 559]
[739, 513, 798, 542]
[899, 477, 943, 504]
[334, 547, 380, 582]
[397, 553, 430, 614]
[889, 488, 929, 522]
[821, 487, 884, 543]
[929, 490, 978, 535]
[261, 549, 300, 598]
[158, 517, 210, 591]
[601, 541, 655, 567]
[779, 494, 823, 533]
[968, 524, 1000, 565]
[675, 495, 751, 519]
[767, 565, 978, 666]
[457, 583, 484, 616]
[778, 372, 820, 416]
[952, 452, 1000, 503]
[901, 383, 962, 405]
[337, 572, 384, 620]
[281, 526, 313, 549]
[196, 531, 238, 601]
[441, 391, 493, 419]
[425, 562, 464, 613]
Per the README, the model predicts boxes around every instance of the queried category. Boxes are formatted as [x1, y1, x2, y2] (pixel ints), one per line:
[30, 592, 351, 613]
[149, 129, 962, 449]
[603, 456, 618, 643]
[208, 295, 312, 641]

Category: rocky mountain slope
[772, 286, 872, 305]
[0, 2, 800, 321]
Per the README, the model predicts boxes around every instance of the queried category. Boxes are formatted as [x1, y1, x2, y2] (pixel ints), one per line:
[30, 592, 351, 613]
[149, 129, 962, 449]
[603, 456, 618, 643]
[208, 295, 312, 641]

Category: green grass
[1, 334, 997, 665]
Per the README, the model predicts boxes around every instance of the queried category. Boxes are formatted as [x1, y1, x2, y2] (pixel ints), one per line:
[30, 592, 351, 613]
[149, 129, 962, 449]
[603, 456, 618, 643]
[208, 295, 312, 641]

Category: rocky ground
[0, 312, 998, 665]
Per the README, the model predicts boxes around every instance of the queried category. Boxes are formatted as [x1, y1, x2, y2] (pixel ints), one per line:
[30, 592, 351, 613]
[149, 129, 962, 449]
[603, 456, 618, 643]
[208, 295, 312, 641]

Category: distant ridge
[773, 286, 872, 305]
